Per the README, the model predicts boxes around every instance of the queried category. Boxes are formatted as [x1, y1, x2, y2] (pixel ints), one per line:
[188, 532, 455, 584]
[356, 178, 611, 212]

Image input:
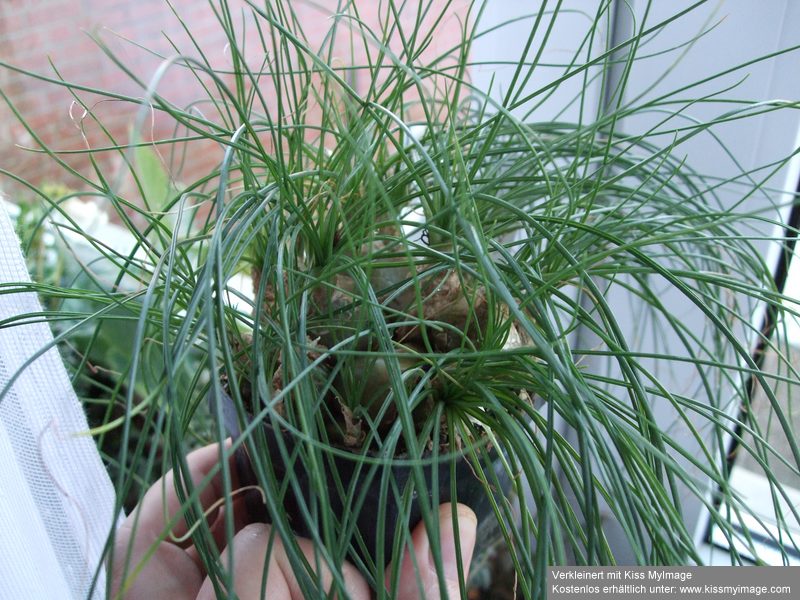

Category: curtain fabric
[0, 201, 117, 599]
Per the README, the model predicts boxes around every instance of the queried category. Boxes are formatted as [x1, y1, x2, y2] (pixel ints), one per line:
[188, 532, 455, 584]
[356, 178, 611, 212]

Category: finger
[109, 528, 203, 600]
[391, 503, 478, 600]
[184, 491, 251, 566]
[120, 441, 240, 544]
[196, 523, 371, 600]
[112, 443, 243, 597]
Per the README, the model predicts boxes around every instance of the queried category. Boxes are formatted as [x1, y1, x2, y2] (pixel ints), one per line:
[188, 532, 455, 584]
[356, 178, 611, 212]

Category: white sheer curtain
[0, 201, 117, 599]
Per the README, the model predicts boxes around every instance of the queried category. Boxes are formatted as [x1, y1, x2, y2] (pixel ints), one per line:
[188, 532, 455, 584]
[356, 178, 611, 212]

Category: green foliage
[2, 1, 800, 598]
[133, 141, 173, 212]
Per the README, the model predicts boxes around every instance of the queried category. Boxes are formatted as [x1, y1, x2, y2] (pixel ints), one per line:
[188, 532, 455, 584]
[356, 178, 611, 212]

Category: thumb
[438, 503, 478, 599]
[393, 503, 478, 599]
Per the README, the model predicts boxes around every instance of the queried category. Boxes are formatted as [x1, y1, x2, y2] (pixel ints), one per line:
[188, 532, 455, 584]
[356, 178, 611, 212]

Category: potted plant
[2, 1, 800, 598]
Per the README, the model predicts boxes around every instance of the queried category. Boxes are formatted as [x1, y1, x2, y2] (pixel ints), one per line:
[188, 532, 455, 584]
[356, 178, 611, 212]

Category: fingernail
[437, 504, 478, 583]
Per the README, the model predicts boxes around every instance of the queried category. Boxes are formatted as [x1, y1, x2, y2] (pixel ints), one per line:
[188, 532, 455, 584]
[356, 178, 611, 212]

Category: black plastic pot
[213, 389, 509, 567]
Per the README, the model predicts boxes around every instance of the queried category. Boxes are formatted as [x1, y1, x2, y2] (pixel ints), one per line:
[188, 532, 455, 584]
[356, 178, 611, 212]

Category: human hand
[110, 443, 478, 599]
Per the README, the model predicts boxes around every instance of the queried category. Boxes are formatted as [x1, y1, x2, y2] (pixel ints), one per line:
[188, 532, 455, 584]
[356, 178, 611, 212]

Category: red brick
[1, 0, 462, 197]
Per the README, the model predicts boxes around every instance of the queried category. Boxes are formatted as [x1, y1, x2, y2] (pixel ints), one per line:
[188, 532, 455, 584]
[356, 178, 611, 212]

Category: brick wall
[0, 0, 469, 202]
